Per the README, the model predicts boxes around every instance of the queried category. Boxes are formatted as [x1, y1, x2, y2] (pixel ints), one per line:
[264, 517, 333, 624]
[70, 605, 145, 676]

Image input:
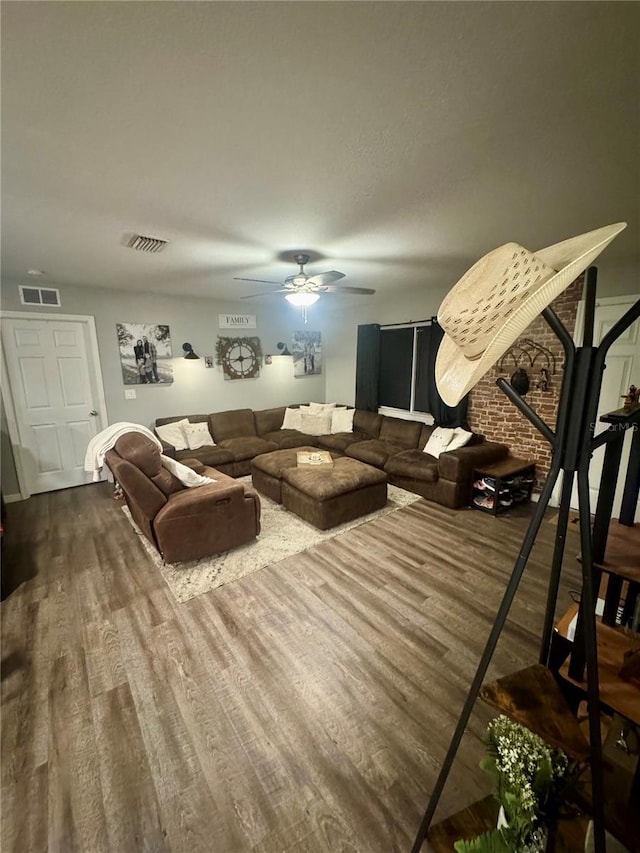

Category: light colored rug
[122, 476, 421, 602]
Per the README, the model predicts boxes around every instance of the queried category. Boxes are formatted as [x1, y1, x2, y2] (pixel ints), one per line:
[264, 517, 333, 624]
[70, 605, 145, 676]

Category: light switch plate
[124, 389, 136, 399]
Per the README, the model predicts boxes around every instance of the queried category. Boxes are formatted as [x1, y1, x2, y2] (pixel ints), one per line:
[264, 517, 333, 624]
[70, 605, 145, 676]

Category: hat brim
[435, 222, 627, 406]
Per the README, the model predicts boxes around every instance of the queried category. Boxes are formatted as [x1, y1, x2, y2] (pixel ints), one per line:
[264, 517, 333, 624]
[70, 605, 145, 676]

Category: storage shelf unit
[471, 456, 536, 515]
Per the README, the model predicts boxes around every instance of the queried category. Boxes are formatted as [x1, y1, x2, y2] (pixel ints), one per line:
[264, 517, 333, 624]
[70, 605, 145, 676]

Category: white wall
[2, 253, 635, 497]
[0, 280, 333, 426]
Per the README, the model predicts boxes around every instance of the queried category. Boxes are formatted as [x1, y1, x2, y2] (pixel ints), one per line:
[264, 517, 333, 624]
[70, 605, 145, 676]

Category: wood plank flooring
[1, 484, 583, 852]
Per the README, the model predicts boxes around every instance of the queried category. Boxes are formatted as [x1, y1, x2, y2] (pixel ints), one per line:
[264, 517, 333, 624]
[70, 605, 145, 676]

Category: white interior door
[573, 296, 640, 518]
[2, 316, 103, 493]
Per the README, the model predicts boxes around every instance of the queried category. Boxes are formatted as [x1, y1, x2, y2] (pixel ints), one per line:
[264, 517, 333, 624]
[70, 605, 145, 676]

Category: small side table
[471, 456, 536, 516]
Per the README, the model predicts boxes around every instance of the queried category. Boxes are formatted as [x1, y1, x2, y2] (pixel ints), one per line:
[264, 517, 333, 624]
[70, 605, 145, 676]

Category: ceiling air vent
[19, 285, 61, 307]
[125, 233, 169, 253]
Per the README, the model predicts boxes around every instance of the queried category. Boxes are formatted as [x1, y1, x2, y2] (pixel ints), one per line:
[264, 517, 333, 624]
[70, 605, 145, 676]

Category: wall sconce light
[276, 342, 291, 356]
[182, 342, 200, 360]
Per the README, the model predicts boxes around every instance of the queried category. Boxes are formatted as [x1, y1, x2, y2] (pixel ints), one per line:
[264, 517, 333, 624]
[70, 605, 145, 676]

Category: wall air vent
[125, 233, 169, 253]
[19, 285, 61, 307]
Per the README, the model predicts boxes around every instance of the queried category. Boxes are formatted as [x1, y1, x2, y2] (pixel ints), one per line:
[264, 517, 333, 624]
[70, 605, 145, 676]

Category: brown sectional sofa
[155, 405, 509, 509]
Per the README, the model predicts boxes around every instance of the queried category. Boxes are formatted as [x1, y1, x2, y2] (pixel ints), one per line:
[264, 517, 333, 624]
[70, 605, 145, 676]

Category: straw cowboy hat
[435, 222, 627, 406]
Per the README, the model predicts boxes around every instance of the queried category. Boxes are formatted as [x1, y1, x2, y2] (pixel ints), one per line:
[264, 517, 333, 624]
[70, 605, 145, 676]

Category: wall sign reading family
[116, 323, 174, 385]
[218, 314, 257, 329]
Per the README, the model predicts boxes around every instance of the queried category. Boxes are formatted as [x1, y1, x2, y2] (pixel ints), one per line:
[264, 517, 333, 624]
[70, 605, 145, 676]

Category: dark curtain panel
[378, 327, 413, 410]
[415, 320, 469, 427]
[355, 323, 381, 411]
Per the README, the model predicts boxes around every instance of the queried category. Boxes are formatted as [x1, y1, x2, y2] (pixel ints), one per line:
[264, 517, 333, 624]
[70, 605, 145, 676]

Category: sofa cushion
[384, 449, 439, 482]
[423, 427, 455, 458]
[300, 411, 332, 436]
[261, 429, 319, 449]
[379, 416, 422, 449]
[115, 433, 185, 495]
[254, 406, 286, 436]
[346, 438, 406, 468]
[175, 446, 235, 468]
[418, 423, 436, 451]
[331, 408, 354, 434]
[210, 409, 256, 441]
[184, 421, 215, 450]
[445, 427, 474, 452]
[105, 449, 168, 521]
[317, 430, 367, 453]
[218, 435, 278, 461]
[115, 432, 163, 477]
[281, 407, 303, 430]
[155, 419, 189, 451]
[353, 410, 382, 439]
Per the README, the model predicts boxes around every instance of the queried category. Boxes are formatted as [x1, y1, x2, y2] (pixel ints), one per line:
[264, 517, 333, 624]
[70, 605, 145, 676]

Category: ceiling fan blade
[240, 289, 290, 299]
[305, 270, 345, 286]
[233, 277, 283, 285]
[320, 285, 376, 295]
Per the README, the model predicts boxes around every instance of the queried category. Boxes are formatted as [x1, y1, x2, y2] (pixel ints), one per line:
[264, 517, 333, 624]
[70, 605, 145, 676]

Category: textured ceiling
[2, 2, 639, 302]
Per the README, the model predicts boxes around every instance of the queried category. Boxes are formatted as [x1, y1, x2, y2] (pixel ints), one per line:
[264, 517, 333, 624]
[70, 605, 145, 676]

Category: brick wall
[467, 276, 584, 488]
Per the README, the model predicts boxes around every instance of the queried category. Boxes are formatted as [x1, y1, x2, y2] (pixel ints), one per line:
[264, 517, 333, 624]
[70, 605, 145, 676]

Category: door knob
[89, 410, 98, 416]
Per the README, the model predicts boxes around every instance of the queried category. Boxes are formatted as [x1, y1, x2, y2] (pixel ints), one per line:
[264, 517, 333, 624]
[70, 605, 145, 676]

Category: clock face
[221, 340, 260, 380]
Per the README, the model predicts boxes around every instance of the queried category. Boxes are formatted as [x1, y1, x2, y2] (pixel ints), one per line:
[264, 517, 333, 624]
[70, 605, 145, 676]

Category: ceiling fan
[234, 253, 375, 305]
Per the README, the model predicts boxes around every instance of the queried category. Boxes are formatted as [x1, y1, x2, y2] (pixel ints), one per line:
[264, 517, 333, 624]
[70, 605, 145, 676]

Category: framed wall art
[116, 322, 173, 385]
[292, 330, 322, 376]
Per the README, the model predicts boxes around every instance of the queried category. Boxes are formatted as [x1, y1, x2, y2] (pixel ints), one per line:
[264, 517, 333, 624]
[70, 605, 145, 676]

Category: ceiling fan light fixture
[292, 274, 308, 286]
[285, 292, 320, 307]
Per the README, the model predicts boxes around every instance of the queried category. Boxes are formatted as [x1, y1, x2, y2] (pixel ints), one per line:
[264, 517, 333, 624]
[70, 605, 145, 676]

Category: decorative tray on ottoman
[296, 450, 334, 468]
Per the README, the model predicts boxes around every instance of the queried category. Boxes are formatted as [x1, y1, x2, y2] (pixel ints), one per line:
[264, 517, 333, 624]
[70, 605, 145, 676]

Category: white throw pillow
[308, 402, 337, 414]
[156, 418, 189, 451]
[300, 411, 332, 436]
[444, 427, 474, 453]
[331, 408, 354, 434]
[160, 455, 215, 487]
[282, 407, 303, 430]
[184, 422, 215, 450]
[423, 426, 455, 459]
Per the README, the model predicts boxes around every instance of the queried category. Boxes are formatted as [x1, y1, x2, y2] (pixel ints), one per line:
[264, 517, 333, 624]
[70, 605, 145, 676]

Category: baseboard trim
[3, 493, 23, 504]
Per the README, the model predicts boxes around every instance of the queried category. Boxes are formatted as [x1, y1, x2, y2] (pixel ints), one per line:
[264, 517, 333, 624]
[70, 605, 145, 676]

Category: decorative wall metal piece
[497, 338, 556, 393]
[215, 336, 262, 380]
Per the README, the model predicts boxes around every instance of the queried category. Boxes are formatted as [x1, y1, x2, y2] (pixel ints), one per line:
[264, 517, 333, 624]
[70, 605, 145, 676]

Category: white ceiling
[2, 2, 639, 303]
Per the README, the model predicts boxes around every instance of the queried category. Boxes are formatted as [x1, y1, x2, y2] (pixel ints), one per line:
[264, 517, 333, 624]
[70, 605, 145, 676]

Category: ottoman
[251, 446, 330, 503]
[281, 457, 388, 530]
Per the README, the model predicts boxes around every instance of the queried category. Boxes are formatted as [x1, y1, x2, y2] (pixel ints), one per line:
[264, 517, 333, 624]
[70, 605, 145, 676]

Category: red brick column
[467, 276, 583, 489]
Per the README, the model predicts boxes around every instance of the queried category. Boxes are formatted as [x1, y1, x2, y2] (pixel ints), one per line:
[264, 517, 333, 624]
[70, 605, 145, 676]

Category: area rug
[122, 477, 421, 602]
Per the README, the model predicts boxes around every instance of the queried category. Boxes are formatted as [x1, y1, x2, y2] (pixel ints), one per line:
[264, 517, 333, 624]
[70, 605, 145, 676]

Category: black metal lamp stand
[411, 269, 640, 853]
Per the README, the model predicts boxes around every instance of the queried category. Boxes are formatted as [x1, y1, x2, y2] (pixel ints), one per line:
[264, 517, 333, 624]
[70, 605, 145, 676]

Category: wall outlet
[124, 388, 137, 399]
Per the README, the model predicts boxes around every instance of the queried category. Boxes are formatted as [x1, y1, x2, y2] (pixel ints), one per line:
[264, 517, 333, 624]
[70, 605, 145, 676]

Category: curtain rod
[380, 317, 435, 328]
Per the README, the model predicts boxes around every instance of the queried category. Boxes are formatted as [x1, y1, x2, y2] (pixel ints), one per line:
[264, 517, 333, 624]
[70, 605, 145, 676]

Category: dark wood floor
[1, 484, 582, 852]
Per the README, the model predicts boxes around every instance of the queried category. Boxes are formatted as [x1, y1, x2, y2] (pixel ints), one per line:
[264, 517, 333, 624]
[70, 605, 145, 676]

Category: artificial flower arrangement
[455, 715, 577, 853]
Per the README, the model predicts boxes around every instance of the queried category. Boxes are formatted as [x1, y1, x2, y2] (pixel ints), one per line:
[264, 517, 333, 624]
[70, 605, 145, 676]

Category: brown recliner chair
[105, 432, 261, 563]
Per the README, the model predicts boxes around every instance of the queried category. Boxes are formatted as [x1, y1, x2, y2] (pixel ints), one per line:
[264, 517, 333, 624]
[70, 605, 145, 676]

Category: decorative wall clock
[215, 336, 262, 380]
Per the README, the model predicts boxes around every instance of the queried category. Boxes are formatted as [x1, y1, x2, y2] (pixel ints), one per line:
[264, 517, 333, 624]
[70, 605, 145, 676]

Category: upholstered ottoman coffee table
[251, 446, 331, 503]
[281, 457, 388, 530]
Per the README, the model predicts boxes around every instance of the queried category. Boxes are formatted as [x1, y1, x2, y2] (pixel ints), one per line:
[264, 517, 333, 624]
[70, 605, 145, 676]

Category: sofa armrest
[437, 441, 510, 483]
[156, 480, 246, 519]
[153, 480, 261, 563]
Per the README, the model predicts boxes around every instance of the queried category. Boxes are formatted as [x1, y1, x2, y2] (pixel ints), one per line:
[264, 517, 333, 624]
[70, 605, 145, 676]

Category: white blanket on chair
[84, 422, 162, 482]
[160, 455, 215, 487]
